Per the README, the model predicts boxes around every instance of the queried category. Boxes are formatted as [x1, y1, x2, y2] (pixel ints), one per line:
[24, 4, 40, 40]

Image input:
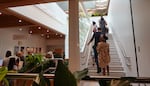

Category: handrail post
[129, 0, 139, 77]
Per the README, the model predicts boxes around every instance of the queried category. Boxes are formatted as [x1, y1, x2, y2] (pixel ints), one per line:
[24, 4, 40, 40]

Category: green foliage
[26, 54, 43, 64]
[0, 67, 8, 81]
[110, 79, 130, 86]
[0, 66, 9, 86]
[32, 72, 50, 86]
[54, 60, 77, 86]
[73, 68, 88, 80]
[3, 78, 9, 86]
[91, 12, 104, 17]
[18, 54, 54, 86]
[109, 77, 135, 86]
[19, 54, 43, 73]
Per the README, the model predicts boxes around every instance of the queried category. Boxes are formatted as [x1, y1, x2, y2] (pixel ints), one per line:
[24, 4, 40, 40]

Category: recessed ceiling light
[19, 20, 22, 23]
[38, 27, 41, 30]
[47, 35, 50, 38]
[56, 33, 58, 35]
[19, 28, 22, 31]
[29, 30, 33, 34]
[60, 35, 63, 37]
[47, 30, 49, 33]
[0, 12, 2, 15]
[41, 34, 44, 36]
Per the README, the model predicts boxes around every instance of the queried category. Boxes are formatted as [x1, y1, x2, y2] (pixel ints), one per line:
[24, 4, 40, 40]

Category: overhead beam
[0, 0, 66, 9]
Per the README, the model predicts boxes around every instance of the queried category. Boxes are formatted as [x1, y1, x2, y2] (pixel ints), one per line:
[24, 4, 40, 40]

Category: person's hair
[92, 21, 96, 25]
[8, 58, 16, 70]
[5, 50, 12, 57]
[97, 27, 101, 30]
[100, 36, 106, 42]
[101, 16, 104, 21]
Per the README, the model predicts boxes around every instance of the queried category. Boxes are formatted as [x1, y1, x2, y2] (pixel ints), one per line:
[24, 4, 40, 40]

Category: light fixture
[47, 29, 49, 33]
[47, 35, 50, 38]
[60, 35, 63, 37]
[0, 12, 2, 15]
[56, 33, 58, 35]
[29, 30, 33, 34]
[41, 34, 44, 36]
[19, 28, 22, 31]
[18, 19, 22, 23]
[38, 27, 41, 30]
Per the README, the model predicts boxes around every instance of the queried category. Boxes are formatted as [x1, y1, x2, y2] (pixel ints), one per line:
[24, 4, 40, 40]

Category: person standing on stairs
[97, 37, 110, 75]
[88, 27, 102, 73]
[99, 16, 107, 36]
[91, 21, 97, 32]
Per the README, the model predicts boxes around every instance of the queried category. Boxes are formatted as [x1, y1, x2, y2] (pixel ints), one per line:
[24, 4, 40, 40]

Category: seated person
[8, 57, 17, 71]
[16, 51, 24, 70]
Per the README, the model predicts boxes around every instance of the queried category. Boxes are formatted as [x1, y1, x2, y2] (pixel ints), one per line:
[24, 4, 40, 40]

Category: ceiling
[0, 0, 66, 40]
[0, 0, 109, 39]
[57, 0, 109, 16]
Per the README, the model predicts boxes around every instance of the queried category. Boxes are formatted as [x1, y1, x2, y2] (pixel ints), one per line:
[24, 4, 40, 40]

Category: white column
[68, 0, 80, 73]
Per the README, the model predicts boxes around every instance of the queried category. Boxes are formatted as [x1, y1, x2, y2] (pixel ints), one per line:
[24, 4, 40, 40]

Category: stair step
[88, 66, 124, 71]
[111, 59, 120, 61]
[87, 34, 125, 77]
[109, 62, 122, 65]
[88, 71, 125, 77]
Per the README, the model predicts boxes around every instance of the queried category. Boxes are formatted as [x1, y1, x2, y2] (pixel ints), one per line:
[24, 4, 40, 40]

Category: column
[68, 0, 80, 73]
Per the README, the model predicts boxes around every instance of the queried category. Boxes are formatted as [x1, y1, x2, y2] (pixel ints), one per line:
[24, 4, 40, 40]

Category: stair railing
[114, 37, 131, 67]
[109, 25, 131, 68]
[80, 27, 94, 70]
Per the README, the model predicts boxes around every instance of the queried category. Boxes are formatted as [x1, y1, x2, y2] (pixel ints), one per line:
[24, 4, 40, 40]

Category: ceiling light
[47, 35, 50, 38]
[0, 12, 2, 15]
[19, 28, 22, 31]
[38, 27, 41, 30]
[29, 30, 33, 34]
[41, 34, 44, 36]
[47, 30, 49, 33]
[56, 33, 58, 35]
[19, 20, 22, 23]
[60, 35, 63, 37]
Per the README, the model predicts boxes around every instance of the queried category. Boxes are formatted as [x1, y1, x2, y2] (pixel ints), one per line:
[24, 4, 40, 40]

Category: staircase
[87, 34, 125, 77]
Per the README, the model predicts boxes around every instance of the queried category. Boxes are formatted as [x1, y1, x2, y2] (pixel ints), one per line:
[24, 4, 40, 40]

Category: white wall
[108, 0, 137, 76]
[46, 39, 65, 52]
[132, 0, 150, 77]
[0, 27, 46, 58]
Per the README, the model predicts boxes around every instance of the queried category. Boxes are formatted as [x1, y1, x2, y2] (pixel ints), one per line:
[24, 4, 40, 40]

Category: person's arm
[96, 43, 100, 53]
[105, 20, 107, 25]
[87, 33, 95, 45]
[107, 44, 109, 53]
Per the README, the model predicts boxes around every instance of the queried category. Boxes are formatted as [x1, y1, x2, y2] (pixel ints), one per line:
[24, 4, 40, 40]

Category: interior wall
[0, 27, 46, 58]
[9, 3, 69, 59]
[132, 0, 150, 77]
[46, 39, 65, 56]
[108, 0, 137, 76]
